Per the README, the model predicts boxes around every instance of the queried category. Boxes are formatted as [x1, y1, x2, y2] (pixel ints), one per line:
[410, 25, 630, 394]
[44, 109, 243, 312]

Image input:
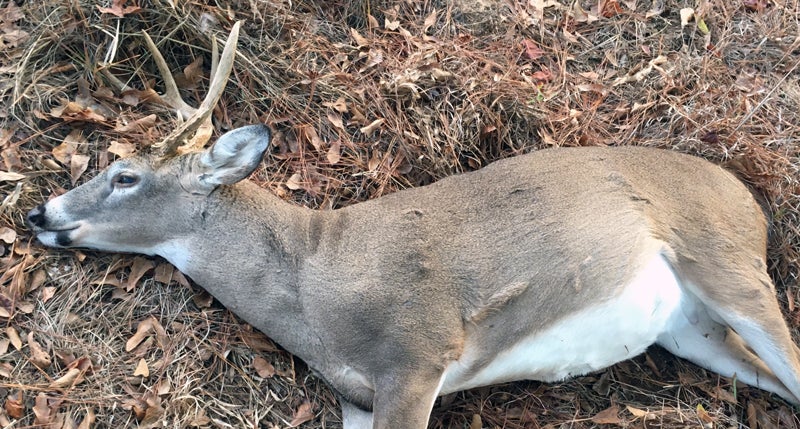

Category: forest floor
[1, 0, 799, 427]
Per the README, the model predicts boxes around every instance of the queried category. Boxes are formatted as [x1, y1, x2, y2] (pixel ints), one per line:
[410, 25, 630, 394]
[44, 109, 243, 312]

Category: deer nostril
[27, 204, 46, 227]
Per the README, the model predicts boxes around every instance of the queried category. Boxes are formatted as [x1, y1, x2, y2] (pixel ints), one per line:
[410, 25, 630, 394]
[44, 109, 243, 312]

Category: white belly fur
[440, 254, 683, 394]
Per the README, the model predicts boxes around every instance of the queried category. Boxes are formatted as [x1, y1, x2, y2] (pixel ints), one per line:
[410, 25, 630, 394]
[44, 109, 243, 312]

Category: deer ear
[198, 125, 271, 186]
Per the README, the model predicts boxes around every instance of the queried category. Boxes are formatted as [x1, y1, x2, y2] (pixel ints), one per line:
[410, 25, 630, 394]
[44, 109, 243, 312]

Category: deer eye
[112, 173, 140, 188]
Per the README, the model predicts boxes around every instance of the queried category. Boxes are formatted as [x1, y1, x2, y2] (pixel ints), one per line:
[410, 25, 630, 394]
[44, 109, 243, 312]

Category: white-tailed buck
[28, 22, 800, 429]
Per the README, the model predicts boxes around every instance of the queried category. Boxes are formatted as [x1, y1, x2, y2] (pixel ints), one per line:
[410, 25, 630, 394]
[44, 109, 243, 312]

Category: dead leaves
[125, 316, 167, 352]
[96, 0, 143, 18]
[0, 2, 30, 52]
[289, 401, 315, 427]
[27, 331, 52, 369]
[0, 326, 95, 426]
[743, 0, 771, 12]
[4, 391, 23, 419]
[51, 130, 90, 186]
[121, 388, 165, 428]
[252, 355, 276, 378]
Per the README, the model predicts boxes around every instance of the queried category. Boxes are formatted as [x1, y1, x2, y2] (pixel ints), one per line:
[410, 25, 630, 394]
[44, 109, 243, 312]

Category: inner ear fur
[198, 124, 271, 187]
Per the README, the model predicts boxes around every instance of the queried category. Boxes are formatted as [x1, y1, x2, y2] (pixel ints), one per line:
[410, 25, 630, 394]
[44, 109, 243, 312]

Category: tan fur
[28, 125, 800, 428]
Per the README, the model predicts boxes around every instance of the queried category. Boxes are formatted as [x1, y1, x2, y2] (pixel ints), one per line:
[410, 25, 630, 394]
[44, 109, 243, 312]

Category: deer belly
[440, 254, 683, 394]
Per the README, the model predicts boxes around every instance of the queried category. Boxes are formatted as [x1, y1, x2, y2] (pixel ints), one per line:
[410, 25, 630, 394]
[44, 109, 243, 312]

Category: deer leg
[720, 307, 800, 404]
[341, 400, 373, 429]
[371, 369, 446, 429]
[658, 291, 800, 404]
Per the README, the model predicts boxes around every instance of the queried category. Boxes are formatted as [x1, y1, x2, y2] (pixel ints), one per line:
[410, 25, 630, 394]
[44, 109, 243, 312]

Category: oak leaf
[4, 391, 22, 419]
[6, 326, 21, 350]
[289, 402, 315, 427]
[253, 356, 275, 378]
[134, 358, 149, 377]
[96, 0, 142, 17]
[591, 404, 622, 425]
[28, 332, 52, 369]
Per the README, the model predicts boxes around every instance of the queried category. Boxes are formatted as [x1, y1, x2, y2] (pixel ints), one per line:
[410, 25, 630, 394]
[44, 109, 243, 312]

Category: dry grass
[1, 0, 799, 427]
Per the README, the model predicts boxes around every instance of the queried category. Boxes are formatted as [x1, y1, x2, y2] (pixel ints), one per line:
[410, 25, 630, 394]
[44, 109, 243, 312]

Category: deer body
[28, 124, 800, 428]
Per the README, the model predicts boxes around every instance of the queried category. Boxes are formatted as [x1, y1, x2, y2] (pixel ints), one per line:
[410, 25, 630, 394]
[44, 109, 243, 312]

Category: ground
[1, 0, 799, 428]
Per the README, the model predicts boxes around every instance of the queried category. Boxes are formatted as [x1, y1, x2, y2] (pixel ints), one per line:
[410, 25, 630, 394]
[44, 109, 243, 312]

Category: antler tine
[153, 21, 242, 156]
[140, 30, 196, 121]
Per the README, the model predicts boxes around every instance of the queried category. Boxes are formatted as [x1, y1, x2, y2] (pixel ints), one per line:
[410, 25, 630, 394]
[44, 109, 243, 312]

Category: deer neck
[156, 181, 326, 361]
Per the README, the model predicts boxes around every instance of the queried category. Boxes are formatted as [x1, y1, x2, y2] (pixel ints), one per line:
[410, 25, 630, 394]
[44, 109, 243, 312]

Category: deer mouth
[29, 224, 82, 248]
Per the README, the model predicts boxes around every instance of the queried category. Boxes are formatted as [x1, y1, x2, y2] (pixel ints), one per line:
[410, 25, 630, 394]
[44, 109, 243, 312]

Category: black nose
[27, 204, 46, 228]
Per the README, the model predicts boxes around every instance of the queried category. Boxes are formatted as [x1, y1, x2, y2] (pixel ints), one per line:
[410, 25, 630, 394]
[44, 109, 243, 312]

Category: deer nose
[27, 204, 46, 228]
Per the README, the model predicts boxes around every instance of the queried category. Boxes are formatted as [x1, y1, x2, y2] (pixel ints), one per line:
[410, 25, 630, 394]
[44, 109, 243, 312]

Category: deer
[26, 21, 800, 429]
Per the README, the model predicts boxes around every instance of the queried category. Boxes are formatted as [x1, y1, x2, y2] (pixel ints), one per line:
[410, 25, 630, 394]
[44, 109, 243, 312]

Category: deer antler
[103, 21, 241, 156]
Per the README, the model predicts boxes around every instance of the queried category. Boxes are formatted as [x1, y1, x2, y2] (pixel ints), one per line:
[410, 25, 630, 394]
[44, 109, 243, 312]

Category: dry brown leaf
[139, 394, 165, 428]
[322, 97, 348, 113]
[126, 318, 155, 352]
[298, 125, 323, 151]
[153, 262, 175, 284]
[571, 1, 600, 23]
[1, 2, 24, 22]
[0, 171, 24, 182]
[422, 9, 437, 33]
[239, 330, 280, 353]
[350, 28, 369, 47]
[6, 326, 22, 350]
[696, 404, 714, 423]
[0, 361, 11, 378]
[52, 129, 82, 165]
[359, 118, 384, 136]
[0, 227, 15, 244]
[368, 151, 381, 172]
[134, 358, 149, 377]
[0, 338, 8, 355]
[16, 301, 33, 314]
[0, 292, 11, 318]
[591, 404, 622, 425]
[327, 111, 345, 131]
[253, 356, 275, 378]
[70, 154, 90, 186]
[32, 393, 53, 426]
[114, 115, 157, 134]
[4, 391, 23, 419]
[96, 0, 142, 17]
[28, 332, 52, 369]
[189, 411, 211, 427]
[192, 290, 214, 308]
[469, 414, 482, 429]
[522, 39, 544, 60]
[50, 101, 107, 123]
[743, 0, 770, 12]
[49, 367, 83, 389]
[120, 88, 160, 107]
[327, 140, 342, 164]
[599, 0, 624, 17]
[125, 256, 155, 291]
[107, 141, 137, 158]
[176, 56, 204, 89]
[78, 408, 96, 429]
[155, 379, 170, 396]
[29, 269, 47, 292]
[289, 402, 315, 427]
[286, 173, 303, 190]
[361, 48, 384, 71]
[626, 405, 650, 418]
[41, 286, 56, 304]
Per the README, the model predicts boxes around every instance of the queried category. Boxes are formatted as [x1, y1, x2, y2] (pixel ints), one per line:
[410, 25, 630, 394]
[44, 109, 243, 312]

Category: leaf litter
[1, 0, 799, 428]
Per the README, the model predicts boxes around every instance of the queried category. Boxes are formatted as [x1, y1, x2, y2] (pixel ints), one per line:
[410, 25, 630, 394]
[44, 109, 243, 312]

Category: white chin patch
[35, 231, 63, 247]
